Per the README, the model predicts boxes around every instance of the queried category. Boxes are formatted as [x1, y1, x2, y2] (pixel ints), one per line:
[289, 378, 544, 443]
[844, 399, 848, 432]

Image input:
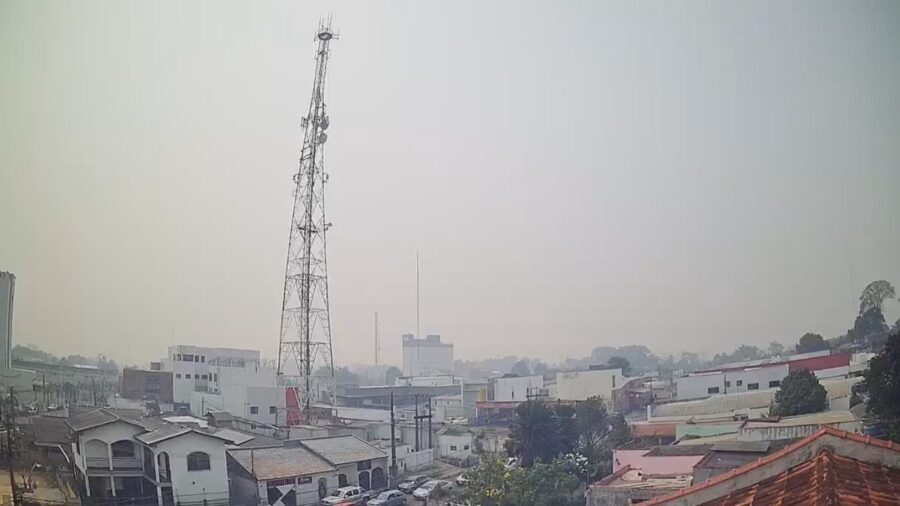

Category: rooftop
[643, 427, 900, 505]
[591, 466, 692, 492]
[229, 446, 335, 480]
[742, 409, 857, 429]
[300, 435, 387, 465]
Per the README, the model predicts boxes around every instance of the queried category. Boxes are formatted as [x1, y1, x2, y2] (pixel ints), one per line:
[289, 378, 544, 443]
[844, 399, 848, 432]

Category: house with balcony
[66, 409, 231, 506]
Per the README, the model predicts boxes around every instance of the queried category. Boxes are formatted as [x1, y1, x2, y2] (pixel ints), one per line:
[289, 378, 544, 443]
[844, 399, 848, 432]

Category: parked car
[366, 489, 406, 506]
[397, 475, 429, 494]
[321, 486, 368, 505]
[455, 473, 469, 486]
[412, 480, 444, 501]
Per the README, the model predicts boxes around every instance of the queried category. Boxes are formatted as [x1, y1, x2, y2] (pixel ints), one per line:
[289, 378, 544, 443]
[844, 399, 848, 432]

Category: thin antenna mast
[416, 252, 420, 338]
[374, 312, 380, 367]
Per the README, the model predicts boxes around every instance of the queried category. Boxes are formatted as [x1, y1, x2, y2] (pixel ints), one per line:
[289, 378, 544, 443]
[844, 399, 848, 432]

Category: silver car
[366, 489, 406, 506]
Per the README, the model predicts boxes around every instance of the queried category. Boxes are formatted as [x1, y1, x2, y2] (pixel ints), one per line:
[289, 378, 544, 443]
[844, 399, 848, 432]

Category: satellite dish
[320, 116, 330, 131]
[318, 133, 328, 144]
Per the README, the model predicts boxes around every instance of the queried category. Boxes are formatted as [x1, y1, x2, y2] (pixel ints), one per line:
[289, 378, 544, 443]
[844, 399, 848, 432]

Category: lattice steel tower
[277, 19, 337, 422]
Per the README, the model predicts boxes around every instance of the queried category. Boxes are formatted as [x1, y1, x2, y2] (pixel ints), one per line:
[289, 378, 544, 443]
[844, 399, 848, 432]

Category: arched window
[186, 452, 210, 471]
[111, 440, 134, 458]
[338, 474, 348, 487]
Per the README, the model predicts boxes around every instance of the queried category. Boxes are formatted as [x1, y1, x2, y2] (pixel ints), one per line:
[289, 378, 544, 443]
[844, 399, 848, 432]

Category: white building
[555, 368, 622, 405]
[66, 409, 231, 505]
[492, 375, 544, 402]
[438, 425, 475, 462]
[402, 334, 454, 377]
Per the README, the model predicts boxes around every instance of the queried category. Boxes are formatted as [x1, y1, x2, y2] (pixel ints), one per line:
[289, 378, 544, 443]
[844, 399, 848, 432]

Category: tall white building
[402, 334, 454, 377]
[160, 345, 282, 424]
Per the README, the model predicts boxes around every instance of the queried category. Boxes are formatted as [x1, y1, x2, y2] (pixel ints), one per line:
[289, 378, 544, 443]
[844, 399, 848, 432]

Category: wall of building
[402, 335, 454, 377]
[122, 369, 174, 403]
[157, 432, 229, 505]
[676, 365, 792, 401]
[493, 375, 544, 402]
[555, 369, 621, 403]
[439, 433, 473, 459]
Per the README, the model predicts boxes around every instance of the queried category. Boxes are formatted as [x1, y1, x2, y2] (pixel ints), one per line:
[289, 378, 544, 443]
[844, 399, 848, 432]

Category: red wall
[788, 352, 850, 373]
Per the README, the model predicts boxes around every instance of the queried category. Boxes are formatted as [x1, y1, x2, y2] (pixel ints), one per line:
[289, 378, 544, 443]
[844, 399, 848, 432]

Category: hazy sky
[2, 1, 899, 368]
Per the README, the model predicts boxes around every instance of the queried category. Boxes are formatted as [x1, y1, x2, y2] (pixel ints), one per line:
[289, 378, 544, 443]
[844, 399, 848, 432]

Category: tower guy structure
[277, 20, 337, 424]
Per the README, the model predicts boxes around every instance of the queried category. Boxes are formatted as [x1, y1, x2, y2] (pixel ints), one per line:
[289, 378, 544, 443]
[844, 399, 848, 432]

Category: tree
[463, 456, 583, 506]
[864, 329, 900, 442]
[508, 401, 563, 467]
[511, 360, 532, 377]
[384, 366, 402, 385]
[772, 369, 827, 416]
[553, 404, 577, 454]
[574, 397, 632, 477]
[850, 307, 889, 341]
[796, 333, 830, 354]
[859, 280, 896, 315]
[607, 356, 631, 376]
[767, 342, 785, 357]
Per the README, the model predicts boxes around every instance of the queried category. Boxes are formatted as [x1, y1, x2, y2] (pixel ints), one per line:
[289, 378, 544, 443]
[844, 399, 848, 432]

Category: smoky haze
[1, 0, 899, 368]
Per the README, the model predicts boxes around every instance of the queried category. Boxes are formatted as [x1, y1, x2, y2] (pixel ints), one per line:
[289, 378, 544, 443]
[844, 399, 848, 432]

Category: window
[111, 440, 133, 457]
[213, 373, 218, 382]
[186, 452, 210, 471]
[464, 445, 470, 450]
[201, 374, 208, 380]
[250, 406, 258, 414]
[183, 354, 194, 362]
[450, 445, 457, 451]
[725, 381, 731, 387]
[185, 374, 191, 379]
[318, 478, 328, 499]
[612, 375, 616, 388]
[769, 380, 781, 388]
[269, 406, 277, 414]
[747, 383, 759, 390]
[176, 373, 181, 379]
[736, 380, 743, 386]
[707, 387, 720, 394]
[201, 356, 205, 363]
[194, 355, 200, 362]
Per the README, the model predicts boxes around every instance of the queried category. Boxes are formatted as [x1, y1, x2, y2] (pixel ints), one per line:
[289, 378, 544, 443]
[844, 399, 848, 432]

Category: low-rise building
[402, 334, 454, 377]
[438, 425, 475, 463]
[491, 375, 544, 403]
[122, 369, 174, 403]
[737, 410, 860, 442]
[228, 435, 388, 506]
[66, 409, 231, 506]
[586, 466, 693, 506]
[639, 427, 900, 505]
[556, 368, 621, 406]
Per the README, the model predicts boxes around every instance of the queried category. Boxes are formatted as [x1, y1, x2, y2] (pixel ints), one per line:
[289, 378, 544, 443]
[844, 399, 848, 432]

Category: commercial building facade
[401, 334, 453, 377]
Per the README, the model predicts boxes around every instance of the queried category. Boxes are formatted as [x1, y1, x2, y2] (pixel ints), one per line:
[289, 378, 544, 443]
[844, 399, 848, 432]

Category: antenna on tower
[374, 312, 380, 367]
[277, 18, 338, 424]
[416, 251, 422, 339]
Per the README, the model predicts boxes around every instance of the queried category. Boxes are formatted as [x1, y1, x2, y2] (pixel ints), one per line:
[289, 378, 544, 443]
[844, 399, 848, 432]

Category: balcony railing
[86, 457, 142, 469]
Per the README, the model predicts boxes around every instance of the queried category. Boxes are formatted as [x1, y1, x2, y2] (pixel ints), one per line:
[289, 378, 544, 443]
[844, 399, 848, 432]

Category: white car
[366, 490, 406, 506]
[412, 480, 444, 500]
[455, 473, 469, 486]
[321, 486, 367, 505]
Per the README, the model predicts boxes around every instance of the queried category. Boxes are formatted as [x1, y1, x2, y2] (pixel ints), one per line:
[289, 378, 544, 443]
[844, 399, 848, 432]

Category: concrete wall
[556, 369, 621, 403]
[676, 365, 792, 401]
[493, 375, 543, 402]
[396, 446, 435, 473]
[439, 433, 474, 459]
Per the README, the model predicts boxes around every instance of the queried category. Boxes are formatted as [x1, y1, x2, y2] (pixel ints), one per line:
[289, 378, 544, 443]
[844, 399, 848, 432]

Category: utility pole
[413, 395, 419, 452]
[5, 387, 22, 506]
[414, 396, 433, 451]
[389, 392, 397, 486]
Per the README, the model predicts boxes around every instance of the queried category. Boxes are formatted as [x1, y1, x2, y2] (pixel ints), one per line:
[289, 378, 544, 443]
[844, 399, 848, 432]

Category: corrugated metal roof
[135, 424, 192, 444]
[300, 435, 387, 465]
[709, 441, 770, 453]
[229, 446, 336, 480]
[743, 410, 857, 428]
[65, 409, 143, 432]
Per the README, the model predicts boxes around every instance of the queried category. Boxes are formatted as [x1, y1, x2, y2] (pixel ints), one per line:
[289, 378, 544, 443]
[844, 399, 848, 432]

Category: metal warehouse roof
[300, 435, 387, 465]
[229, 446, 336, 480]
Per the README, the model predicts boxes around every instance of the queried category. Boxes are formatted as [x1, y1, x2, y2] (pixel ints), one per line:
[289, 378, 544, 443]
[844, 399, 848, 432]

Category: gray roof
[300, 435, 387, 465]
[709, 441, 771, 453]
[229, 446, 335, 480]
[65, 409, 144, 432]
[439, 425, 474, 436]
[135, 424, 193, 444]
[206, 411, 234, 423]
[31, 416, 72, 445]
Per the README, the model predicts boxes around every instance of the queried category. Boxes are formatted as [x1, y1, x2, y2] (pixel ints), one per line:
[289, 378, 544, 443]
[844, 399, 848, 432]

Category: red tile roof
[706, 448, 900, 505]
[644, 427, 900, 505]
[632, 423, 678, 438]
